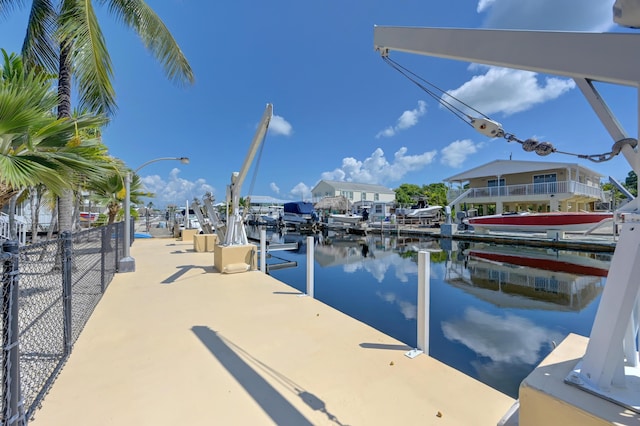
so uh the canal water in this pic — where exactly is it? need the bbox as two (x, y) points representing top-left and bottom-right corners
(257, 228), (612, 398)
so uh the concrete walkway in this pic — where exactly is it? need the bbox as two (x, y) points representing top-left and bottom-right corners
(29, 237), (515, 425)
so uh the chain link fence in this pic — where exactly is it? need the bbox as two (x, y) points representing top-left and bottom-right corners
(0, 221), (125, 424)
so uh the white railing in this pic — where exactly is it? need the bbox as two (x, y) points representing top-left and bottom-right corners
(447, 180), (605, 201)
(0, 213), (28, 245)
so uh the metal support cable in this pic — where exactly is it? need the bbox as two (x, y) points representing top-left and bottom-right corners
(382, 55), (638, 163)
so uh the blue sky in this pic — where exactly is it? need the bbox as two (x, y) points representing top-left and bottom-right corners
(1, 0), (637, 207)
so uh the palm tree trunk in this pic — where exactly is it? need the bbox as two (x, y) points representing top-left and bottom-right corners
(57, 43), (74, 235)
(47, 202), (58, 241)
(8, 194), (17, 240)
(30, 188), (38, 243)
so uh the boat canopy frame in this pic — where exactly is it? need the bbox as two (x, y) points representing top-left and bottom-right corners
(374, 25), (640, 412)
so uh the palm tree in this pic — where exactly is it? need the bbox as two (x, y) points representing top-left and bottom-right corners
(3, 1), (195, 233)
(0, 50), (111, 211)
(86, 163), (152, 224)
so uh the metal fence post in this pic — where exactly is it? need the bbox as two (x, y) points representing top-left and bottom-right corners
(115, 223), (120, 272)
(100, 226), (106, 293)
(2, 240), (26, 425)
(61, 231), (73, 356)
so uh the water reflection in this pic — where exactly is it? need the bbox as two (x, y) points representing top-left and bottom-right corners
(257, 227), (612, 398)
(447, 243), (607, 311)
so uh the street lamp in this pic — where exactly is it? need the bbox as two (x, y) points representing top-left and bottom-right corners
(119, 156), (190, 273)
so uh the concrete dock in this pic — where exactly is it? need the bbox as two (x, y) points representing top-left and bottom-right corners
(29, 237), (515, 425)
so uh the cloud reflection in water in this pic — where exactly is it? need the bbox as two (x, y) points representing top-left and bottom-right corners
(442, 307), (563, 365)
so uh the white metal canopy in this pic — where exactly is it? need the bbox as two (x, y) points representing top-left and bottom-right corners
(374, 24), (640, 412)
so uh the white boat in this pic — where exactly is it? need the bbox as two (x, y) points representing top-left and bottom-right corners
(404, 205), (442, 218)
(465, 211), (613, 233)
(396, 201), (443, 219)
(247, 205), (283, 226)
(281, 201), (318, 225)
(329, 213), (363, 224)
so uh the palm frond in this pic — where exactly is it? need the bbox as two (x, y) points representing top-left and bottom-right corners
(22, 0), (59, 72)
(107, 0), (194, 86)
(59, 0), (116, 116)
(0, 153), (68, 194)
(0, 0), (23, 19)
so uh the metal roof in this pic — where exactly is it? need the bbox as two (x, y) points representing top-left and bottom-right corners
(443, 159), (604, 182)
(313, 180), (395, 193)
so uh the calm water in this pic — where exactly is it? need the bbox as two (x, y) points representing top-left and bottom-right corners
(257, 227), (612, 398)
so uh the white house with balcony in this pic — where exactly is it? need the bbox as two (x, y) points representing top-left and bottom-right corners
(444, 159), (609, 216)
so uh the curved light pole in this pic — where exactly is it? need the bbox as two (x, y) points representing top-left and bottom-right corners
(120, 156), (190, 273)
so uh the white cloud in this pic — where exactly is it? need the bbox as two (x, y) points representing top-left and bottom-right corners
(290, 182), (311, 200)
(269, 115), (293, 136)
(478, 0), (614, 32)
(440, 139), (484, 168)
(270, 182), (280, 194)
(442, 307), (563, 364)
(139, 168), (215, 207)
(320, 147), (437, 185)
(376, 101), (427, 138)
(376, 291), (417, 320)
(477, 0), (497, 13)
(444, 66), (575, 117)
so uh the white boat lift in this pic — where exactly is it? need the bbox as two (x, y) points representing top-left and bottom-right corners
(374, 8), (640, 420)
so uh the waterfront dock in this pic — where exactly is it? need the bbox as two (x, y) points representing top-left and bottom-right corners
(29, 237), (515, 425)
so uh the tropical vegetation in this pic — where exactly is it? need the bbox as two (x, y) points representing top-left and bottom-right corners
(2, 0), (195, 234)
(0, 49), (111, 212)
(394, 183), (448, 207)
(85, 160), (152, 224)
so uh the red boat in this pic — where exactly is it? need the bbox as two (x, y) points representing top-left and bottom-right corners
(467, 245), (611, 277)
(79, 212), (100, 222)
(465, 211), (613, 233)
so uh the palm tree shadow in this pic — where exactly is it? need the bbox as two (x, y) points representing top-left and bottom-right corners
(191, 326), (348, 426)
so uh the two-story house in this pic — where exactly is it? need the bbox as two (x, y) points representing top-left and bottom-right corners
(311, 180), (396, 220)
(444, 159), (609, 216)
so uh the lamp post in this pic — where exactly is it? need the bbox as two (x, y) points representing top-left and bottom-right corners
(120, 156), (189, 273)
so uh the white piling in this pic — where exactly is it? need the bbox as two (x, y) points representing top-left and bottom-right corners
(306, 236), (314, 298)
(407, 250), (430, 358)
(260, 228), (267, 273)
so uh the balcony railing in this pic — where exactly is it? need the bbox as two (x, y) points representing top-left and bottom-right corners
(447, 180), (605, 201)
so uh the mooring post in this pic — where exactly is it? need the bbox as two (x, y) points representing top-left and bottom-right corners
(306, 236), (314, 298)
(260, 229), (267, 273)
(407, 250), (430, 359)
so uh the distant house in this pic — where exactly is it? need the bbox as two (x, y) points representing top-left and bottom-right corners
(311, 180), (396, 204)
(311, 180), (396, 220)
(444, 159), (609, 215)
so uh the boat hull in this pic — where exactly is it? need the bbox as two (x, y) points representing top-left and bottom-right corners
(397, 206), (443, 218)
(467, 245), (610, 277)
(329, 214), (363, 224)
(466, 212), (612, 232)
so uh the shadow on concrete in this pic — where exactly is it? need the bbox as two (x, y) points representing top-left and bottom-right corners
(192, 326), (348, 426)
(359, 343), (411, 351)
(161, 265), (210, 284)
(169, 249), (196, 254)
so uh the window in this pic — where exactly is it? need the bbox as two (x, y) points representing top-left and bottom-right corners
(533, 173), (557, 194)
(340, 191), (353, 200)
(362, 193), (367, 200)
(487, 178), (505, 196)
(374, 193), (379, 201)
